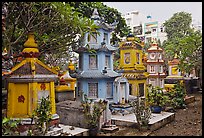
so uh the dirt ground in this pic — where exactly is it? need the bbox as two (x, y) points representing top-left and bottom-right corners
(98, 92), (202, 136)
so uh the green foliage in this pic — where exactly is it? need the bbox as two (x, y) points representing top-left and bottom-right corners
(147, 85), (169, 107)
(2, 117), (21, 136)
(81, 94), (107, 129)
(3, 2), (99, 68)
(130, 97), (151, 130)
(31, 96), (52, 135)
(167, 83), (186, 109)
(163, 12), (192, 40)
(163, 11), (202, 76)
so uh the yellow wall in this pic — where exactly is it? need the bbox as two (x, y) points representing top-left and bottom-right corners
(128, 79), (147, 97)
(120, 49), (136, 69)
(120, 49), (145, 71)
(7, 83), (29, 118)
(172, 67), (178, 75)
(7, 81), (56, 118)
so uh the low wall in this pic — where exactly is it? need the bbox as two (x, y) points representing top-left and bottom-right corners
(56, 100), (88, 128)
(55, 91), (75, 102)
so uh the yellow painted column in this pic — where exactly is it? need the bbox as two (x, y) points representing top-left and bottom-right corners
(7, 83), (14, 117)
(50, 81), (56, 114)
(28, 83), (31, 117)
(30, 82), (38, 116)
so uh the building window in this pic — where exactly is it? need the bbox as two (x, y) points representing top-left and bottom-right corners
(106, 82), (113, 98)
(150, 79), (155, 86)
(159, 65), (163, 73)
(89, 55), (97, 69)
(126, 18), (131, 26)
(88, 32), (97, 43)
(124, 53), (130, 64)
(152, 28), (156, 32)
(104, 33), (108, 44)
(77, 82), (81, 97)
(88, 83), (98, 98)
(146, 37), (152, 43)
(133, 25), (142, 35)
(158, 53), (162, 59)
(160, 27), (163, 32)
(139, 83), (144, 97)
(160, 79), (163, 87)
(150, 66), (155, 73)
(129, 84), (132, 95)
(136, 53), (140, 64)
(79, 55), (83, 70)
(105, 55), (111, 68)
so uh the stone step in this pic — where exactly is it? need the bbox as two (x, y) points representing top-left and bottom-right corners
(101, 125), (119, 133)
(184, 96), (195, 104)
(111, 112), (175, 131)
(58, 124), (89, 136)
(45, 127), (63, 136)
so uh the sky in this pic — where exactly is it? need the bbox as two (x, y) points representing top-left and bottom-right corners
(103, 2), (202, 25)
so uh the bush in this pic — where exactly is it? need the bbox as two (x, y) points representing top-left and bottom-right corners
(130, 97), (151, 130)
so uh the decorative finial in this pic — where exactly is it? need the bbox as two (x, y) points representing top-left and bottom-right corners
(68, 60), (75, 71)
(24, 32), (38, 48)
(127, 33), (135, 41)
(22, 31), (39, 58)
(2, 47), (7, 56)
(174, 53), (178, 59)
(91, 8), (100, 20)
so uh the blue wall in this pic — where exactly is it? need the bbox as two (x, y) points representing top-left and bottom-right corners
(79, 78), (115, 99)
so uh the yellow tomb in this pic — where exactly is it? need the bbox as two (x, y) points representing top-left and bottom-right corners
(119, 34), (149, 97)
(164, 53), (184, 92)
(7, 32), (58, 119)
(55, 61), (76, 101)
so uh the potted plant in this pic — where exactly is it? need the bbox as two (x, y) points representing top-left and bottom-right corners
(147, 85), (169, 113)
(81, 94), (107, 136)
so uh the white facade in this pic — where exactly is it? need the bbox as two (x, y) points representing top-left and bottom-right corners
(122, 11), (167, 44)
(146, 43), (166, 88)
(191, 22), (202, 33)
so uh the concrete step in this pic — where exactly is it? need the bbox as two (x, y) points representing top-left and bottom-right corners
(184, 95), (195, 104)
(45, 127), (63, 136)
(111, 112), (175, 131)
(58, 124), (89, 136)
(101, 125), (119, 133)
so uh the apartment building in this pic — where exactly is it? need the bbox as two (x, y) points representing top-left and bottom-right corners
(122, 11), (167, 44)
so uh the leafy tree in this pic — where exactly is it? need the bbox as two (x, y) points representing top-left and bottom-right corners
(3, 2), (98, 69)
(163, 12), (202, 76)
(163, 12), (192, 40)
(177, 30), (202, 76)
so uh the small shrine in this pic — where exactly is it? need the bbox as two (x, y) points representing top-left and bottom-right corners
(113, 77), (129, 104)
(55, 61), (77, 102)
(118, 34), (149, 98)
(6, 32), (59, 123)
(146, 40), (166, 88)
(164, 53), (184, 92)
(74, 9), (122, 102)
(167, 53), (182, 78)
